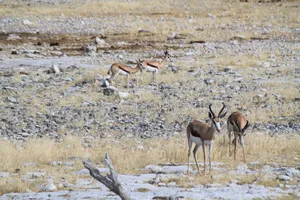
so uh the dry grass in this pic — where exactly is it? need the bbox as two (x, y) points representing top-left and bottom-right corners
(1, 133), (300, 194)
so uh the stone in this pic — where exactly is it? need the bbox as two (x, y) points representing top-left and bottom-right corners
(145, 165), (164, 174)
(23, 19), (33, 25)
(6, 97), (18, 103)
(25, 53), (43, 58)
(231, 35), (246, 41)
(95, 37), (105, 45)
(0, 172), (10, 178)
(116, 41), (128, 47)
(23, 172), (46, 179)
(224, 66), (233, 72)
(162, 165), (189, 174)
(23, 162), (37, 167)
(249, 162), (261, 168)
(207, 13), (216, 19)
(50, 51), (63, 56)
(167, 182), (177, 187)
(277, 175), (293, 182)
(7, 34), (21, 40)
(84, 44), (97, 56)
(103, 86), (118, 96)
(51, 65), (60, 74)
(39, 178), (57, 192)
(204, 79), (214, 85)
(285, 168), (300, 177)
(101, 78), (110, 87)
(158, 182), (166, 187)
(118, 92), (130, 99)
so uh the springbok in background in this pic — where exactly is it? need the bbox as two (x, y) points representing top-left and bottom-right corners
(142, 47), (172, 86)
(227, 111), (250, 162)
(107, 59), (144, 87)
(186, 103), (227, 176)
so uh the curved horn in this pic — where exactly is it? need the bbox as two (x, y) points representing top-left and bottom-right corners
(209, 104), (216, 118)
(218, 102), (226, 117)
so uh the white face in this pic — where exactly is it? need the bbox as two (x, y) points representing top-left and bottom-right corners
(213, 118), (221, 133)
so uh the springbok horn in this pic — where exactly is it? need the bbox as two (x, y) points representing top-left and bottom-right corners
(209, 104), (216, 118)
(218, 102), (226, 117)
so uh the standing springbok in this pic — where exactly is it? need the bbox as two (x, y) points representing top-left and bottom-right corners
(227, 112), (250, 162)
(186, 103), (227, 176)
(142, 47), (171, 86)
(107, 59), (144, 87)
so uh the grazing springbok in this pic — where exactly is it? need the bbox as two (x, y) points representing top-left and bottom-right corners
(142, 47), (172, 86)
(186, 103), (227, 176)
(107, 59), (144, 87)
(227, 111), (250, 162)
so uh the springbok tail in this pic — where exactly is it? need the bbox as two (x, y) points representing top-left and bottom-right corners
(186, 122), (192, 147)
(242, 120), (250, 134)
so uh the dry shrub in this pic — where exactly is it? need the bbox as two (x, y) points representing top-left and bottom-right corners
(0, 137), (85, 172)
(1, 133), (299, 174)
(0, 133), (299, 194)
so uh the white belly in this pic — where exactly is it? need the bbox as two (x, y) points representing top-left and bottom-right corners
(119, 70), (129, 75)
(146, 66), (158, 72)
(190, 134), (213, 145)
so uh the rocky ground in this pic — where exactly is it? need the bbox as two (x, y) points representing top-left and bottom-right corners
(1, 37), (300, 141)
(0, 0), (300, 199)
(1, 162), (300, 200)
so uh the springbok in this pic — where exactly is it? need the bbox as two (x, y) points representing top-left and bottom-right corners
(107, 59), (144, 87)
(186, 103), (227, 176)
(142, 47), (172, 86)
(227, 112), (250, 162)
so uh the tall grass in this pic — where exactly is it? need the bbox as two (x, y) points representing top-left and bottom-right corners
(0, 134), (299, 194)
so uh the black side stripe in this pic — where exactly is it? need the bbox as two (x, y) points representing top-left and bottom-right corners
(146, 63), (159, 69)
(119, 67), (131, 74)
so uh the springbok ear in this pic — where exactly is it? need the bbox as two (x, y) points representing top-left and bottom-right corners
(209, 112), (213, 119)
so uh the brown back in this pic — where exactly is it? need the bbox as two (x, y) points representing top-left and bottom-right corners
(228, 112), (248, 132)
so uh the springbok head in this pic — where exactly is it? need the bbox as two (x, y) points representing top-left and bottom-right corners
(208, 103), (227, 133)
(136, 59), (145, 71)
(164, 47), (172, 62)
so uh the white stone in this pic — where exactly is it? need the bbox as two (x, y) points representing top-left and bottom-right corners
(118, 92), (130, 99)
(95, 37), (105, 45)
(158, 182), (166, 187)
(23, 19), (33, 25)
(40, 178), (57, 192)
(145, 165), (164, 174)
(51, 65), (60, 74)
(167, 182), (177, 187)
(7, 34), (21, 40)
(278, 175), (293, 182)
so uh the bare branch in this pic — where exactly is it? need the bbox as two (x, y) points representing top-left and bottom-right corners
(83, 153), (131, 200)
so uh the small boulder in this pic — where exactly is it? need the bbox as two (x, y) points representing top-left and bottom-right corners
(95, 37), (105, 45)
(145, 165), (164, 174)
(50, 65), (60, 74)
(40, 178), (57, 192)
(167, 182), (177, 187)
(7, 34), (21, 41)
(103, 86), (118, 96)
(23, 19), (34, 25)
(278, 175), (293, 182)
(118, 92), (130, 99)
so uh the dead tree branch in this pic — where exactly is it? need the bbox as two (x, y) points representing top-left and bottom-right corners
(83, 153), (131, 200)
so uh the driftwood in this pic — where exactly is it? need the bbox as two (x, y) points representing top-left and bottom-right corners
(83, 153), (131, 200)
